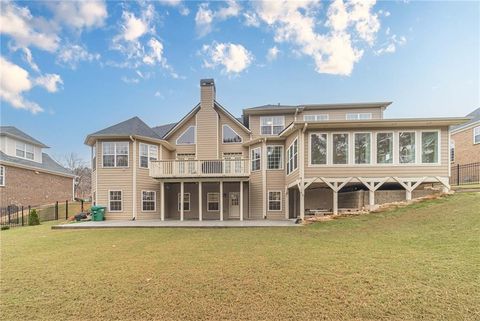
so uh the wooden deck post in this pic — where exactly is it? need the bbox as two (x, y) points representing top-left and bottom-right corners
(160, 181), (165, 221)
(239, 181), (243, 221)
(180, 182), (184, 221)
(199, 182), (203, 221)
(220, 181), (224, 221)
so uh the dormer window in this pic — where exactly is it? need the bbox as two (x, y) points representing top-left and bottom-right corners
(176, 126), (196, 145)
(16, 142), (34, 160)
(260, 116), (285, 135)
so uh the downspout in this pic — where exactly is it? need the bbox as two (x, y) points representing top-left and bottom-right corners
(130, 136), (137, 221)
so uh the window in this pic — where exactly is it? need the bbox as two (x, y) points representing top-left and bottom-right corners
(474, 126), (480, 144)
(286, 138), (298, 174)
(260, 116), (285, 135)
(0, 165), (5, 186)
(304, 114), (329, 121)
(268, 191), (282, 211)
(15, 142), (34, 160)
(142, 191), (156, 212)
(102, 142), (129, 167)
(176, 126), (196, 145)
(421, 131), (439, 164)
(450, 140), (455, 162)
(139, 143), (158, 168)
(177, 193), (191, 211)
(267, 146), (283, 170)
(310, 133), (327, 165)
(109, 191), (122, 212)
(354, 133), (371, 164)
(399, 132), (416, 164)
(222, 125), (242, 143)
(92, 145), (96, 171)
(376, 133), (393, 164)
(346, 113), (372, 120)
(251, 148), (261, 171)
(207, 193), (220, 211)
(332, 133), (349, 164)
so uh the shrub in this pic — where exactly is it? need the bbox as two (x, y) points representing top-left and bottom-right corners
(1, 226), (10, 231)
(28, 209), (40, 226)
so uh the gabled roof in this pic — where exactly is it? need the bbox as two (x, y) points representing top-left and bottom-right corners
(243, 102), (392, 115)
(152, 122), (177, 138)
(0, 126), (49, 148)
(0, 151), (75, 177)
(450, 107), (480, 132)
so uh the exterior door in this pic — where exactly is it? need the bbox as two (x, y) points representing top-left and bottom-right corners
(229, 192), (240, 218)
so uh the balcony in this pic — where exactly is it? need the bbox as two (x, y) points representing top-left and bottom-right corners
(150, 159), (250, 178)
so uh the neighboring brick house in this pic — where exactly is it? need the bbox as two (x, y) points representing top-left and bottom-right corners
(0, 126), (76, 208)
(450, 108), (480, 165)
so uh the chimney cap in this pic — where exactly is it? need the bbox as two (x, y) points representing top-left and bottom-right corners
(200, 78), (215, 86)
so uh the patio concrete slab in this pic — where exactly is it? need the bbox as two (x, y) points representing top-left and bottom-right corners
(52, 219), (300, 229)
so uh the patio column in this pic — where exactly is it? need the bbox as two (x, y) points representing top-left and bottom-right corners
(180, 181), (184, 221)
(220, 181), (224, 221)
(199, 182), (203, 221)
(239, 181), (243, 221)
(285, 188), (289, 219)
(333, 190), (338, 215)
(299, 187), (305, 220)
(160, 181), (165, 221)
(369, 190), (375, 208)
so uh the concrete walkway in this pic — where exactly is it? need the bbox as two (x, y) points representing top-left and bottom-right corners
(52, 219), (300, 229)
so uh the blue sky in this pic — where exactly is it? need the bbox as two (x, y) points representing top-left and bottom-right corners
(1, 0), (479, 162)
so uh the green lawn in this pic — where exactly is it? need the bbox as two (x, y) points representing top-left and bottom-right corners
(1, 193), (479, 321)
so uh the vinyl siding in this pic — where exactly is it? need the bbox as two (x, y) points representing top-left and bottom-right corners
(248, 142), (263, 219)
(285, 132), (300, 187)
(197, 85), (218, 159)
(135, 140), (161, 220)
(300, 107), (383, 120)
(166, 114), (197, 156)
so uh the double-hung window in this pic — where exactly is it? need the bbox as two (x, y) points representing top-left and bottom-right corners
(286, 139), (298, 174)
(15, 142), (34, 160)
(139, 143), (158, 168)
(474, 126), (480, 144)
(268, 191), (282, 211)
(142, 191), (156, 211)
(207, 193), (220, 211)
(0, 165), (5, 186)
(399, 132), (416, 164)
(376, 133), (393, 164)
(178, 193), (191, 211)
(346, 113), (372, 120)
(310, 133), (327, 165)
(251, 148), (261, 171)
(421, 131), (439, 164)
(102, 142), (129, 167)
(354, 133), (371, 164)
(109, 191), (122, 212)
(304, 114), (329, 121)
(260, 116), (285, 135)
(267, 146), (283, 170)
(332, 133), (349, 164)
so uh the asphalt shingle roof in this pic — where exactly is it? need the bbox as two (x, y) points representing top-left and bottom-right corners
(88, 116), (162, 140)
(451, 107), (480, 130)
(0, 126), (48, 148)
(0, 151), (74, 176)
(151, 123), (177, 138)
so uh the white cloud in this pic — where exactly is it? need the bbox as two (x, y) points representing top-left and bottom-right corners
(243, 12), (260, 27)
(195, 1), (241, 36)
(143, 38), (165, 65)
(253, 0), (381, 76)
(121, 76), (140, 84)
(154, 91), (164, 98)
(179, 6), (190, 16)
(22, 47), (40, 73)
(34, 74), (63, 93)
(48, 1), (107, 30)
(57, 44), (100, 69)
(267, 46), (279, 61)
(202, 42), (253, 74)
(374, 34), (407, 55)
(121, 11), (149, 41)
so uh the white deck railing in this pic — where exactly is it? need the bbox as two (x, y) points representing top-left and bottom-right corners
(150, 159), (250, 178)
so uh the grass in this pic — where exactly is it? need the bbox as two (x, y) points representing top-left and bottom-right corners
(1, 193), (479, 321)
(452, 183), (480, 190)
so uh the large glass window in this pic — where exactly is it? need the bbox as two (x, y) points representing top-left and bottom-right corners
(251, 148), (261, 171)
(176, 126), (196, 145)
(399, 132), (416, 164)
(267, 146), (283, 170)
(109, 191), (122, 212)
(142, 191), (156, 211)
(286, 139), (298, 174)
(207, 193), (220, 211)
(474, 126), (480, 144)
(354, 133), (371, 164)
(268, 191), (282, 211)
(310, 133), (327, 165)
(139, 143), (158, 168)
(304, 114), (329, 121)
(260, 116), (285, 135)
(102, 142), (129, 167)
(332, 133), (349, 164)
(421, 131), (439, 164)
(0, 165), (5, 186)
(222, 125), (242, 143)
(376, 133), (393, 164)
(177, 193), (191, 211)
(346, 113), (372, 120)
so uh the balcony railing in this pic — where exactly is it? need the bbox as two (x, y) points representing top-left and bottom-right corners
(150, 159), (250, 178)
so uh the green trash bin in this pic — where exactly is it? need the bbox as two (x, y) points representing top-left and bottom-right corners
(91, 206), (106, 221)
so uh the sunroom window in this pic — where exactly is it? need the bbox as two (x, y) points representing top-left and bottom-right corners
(332, 133), (349, 164)
(376, 133), (393, 164)
(354, 133), (371, 164)
(399, 132), (416, 164)
(421, 131), (439, 164)
(310, 133), (327, 165)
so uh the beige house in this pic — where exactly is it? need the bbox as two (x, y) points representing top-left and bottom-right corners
(85, 79), (467, 221)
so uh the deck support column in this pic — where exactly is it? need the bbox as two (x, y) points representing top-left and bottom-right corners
(220, 181), (224, 221)
(239, 181), (243, 221)
(160, 181), (165, 221)
(369, 190), (375, 207)
(180, 181), (184, 221)
(333, 190), (338, 215)
(285, 188), (289, 219)
(199, 182), (203, 221)
(299, 187), (305, 220)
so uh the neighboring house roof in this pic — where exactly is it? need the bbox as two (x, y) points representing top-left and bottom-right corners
(243, 102), (392, 114)
(152, 122), (177, 138)
(0, 126), (49, 148)
(450, 107), (480, 132)
(0, 151), (75, 177)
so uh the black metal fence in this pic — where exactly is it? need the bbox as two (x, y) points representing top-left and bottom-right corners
(0, 200), (88, 228)
(450, 162), (480, 185)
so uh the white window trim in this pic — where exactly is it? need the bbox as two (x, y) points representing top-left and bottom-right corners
(141, 190), (156, 212)
(177, 193), (191, 212)
(303, 114), (329, 121)
(474, 126), (480, 145)
(139, 143), (158, 169)
(308, 132), (329, 167)
(374, 132), (394, 166)
(207, 192), (220, 212)
(331, 132), (350, 166)
(266, 145), (284, 170)
(420, 130), (441, 165)
(108, 190), (123, 212)
(346, 113), (372, 120)
(0, 165), (5, 187)
(397, 131), (417, 166)
(286, 138), (298, 175)
(251, 147), (261, 172)
(267, 190), (282, 212)
(260, 116), (285, 136)
(176, 126), (196, 145)
(102, 142), (130, 168)
(222, 124), (243, 144)
(15, 141), (35, 161)
(353, 132), (373, 165)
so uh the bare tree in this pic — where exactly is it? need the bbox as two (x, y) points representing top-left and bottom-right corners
(61, 153), (92, 199)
